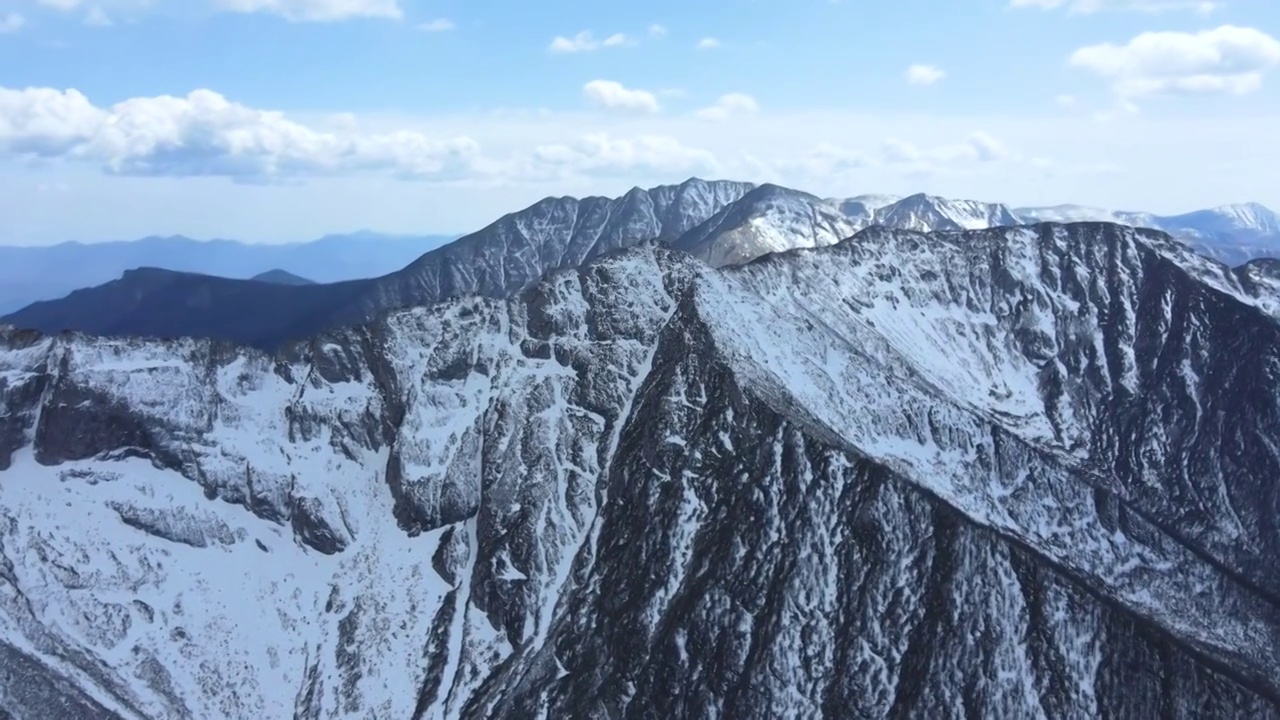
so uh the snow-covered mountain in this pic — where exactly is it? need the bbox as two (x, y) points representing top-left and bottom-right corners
(6, 178), (1280, 350)
(1013, 203), (1150, 226)
(825, 193), (901, 227)
(670, 184), (860, 266)
(1016, 202), (1280, 237)
(1162, 202), (1280, 237)
(2, 223), (1280, 717)
(1015, 202), (1280, 265)
(870, 192), (1023, 232)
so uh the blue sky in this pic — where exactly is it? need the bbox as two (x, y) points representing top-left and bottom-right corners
(0, 0), (1278, 244)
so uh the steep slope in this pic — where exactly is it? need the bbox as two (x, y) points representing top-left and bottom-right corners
(340, 178), (754, 326)
(872, 193), (1022, 232)
(1236, 258), (1280, 315)
(1, 223), (1279, 718)
(669, 184), (860, 266)
(2, 178), (753, 350)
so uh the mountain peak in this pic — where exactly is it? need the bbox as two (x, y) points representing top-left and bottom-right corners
(671, 184), (855, 267)
(871, 192), (1020, 232)
(1209, 202), (1279, 229)
(251, 269), (315, 285)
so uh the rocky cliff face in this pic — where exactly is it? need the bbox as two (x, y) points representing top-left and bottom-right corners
(1, 223), (1278, 719)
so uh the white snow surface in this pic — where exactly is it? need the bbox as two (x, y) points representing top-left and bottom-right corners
(0, 224), (1278, 716)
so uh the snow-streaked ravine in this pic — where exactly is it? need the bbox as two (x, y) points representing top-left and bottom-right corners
(2, 224), (1280, 718)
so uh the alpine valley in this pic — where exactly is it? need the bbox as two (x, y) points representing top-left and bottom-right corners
(2, 180), (1280, 718)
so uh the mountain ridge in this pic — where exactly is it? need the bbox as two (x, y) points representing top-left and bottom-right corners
(2, 178), (756, 349)
(4, 178), (1279, 351)
(1, 223), (1279, 716)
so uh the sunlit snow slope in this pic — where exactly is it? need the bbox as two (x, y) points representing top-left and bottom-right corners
(1, 222), (1279, 719)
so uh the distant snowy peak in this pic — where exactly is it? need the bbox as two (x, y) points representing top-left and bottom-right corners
(1016, 204), (1126, 224)
(1215, 202), (1280, 232)
(871, 193), (1021, 232)
(1016, 202), (1280, 238)
(1161, 202), (1280, 238)
(672, 184), (859, 267)
(827, 194), (902, 226)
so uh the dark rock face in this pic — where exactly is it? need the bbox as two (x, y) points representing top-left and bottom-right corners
(1, 224), (1279, 718)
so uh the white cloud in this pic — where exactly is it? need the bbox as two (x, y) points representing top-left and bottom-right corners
(879, 132), (1011, 166)
(695, 93), (759, 121)
(1070, 25), (1280, 97)
(0, 86), (482, 181)
(582, 80), (660, 115)
(962, 132), (1009, 161)
(696, 37), (720, 50)
(1091, 97), (1142, 121)
(214, 0), (402, 22)
(6, 105), (1277, 243)
(549, 30), (632, 53)
(417, 18), (453, 31)
(648, 24), (666, 37)
(84, 6), (113, 25)
(1055, 93), (1077, 107)
(881, 138), (922, 163)
(0, 12), (24, 32)
(905, 64), (945, 85)
(783, 143), (871, 177)
(529, 133), (719, 180)
(1009, 0), (1217, 12)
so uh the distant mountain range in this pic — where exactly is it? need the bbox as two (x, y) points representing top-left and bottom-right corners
(827, 193), (1280, 264)
(1014, 201), (1280, 266)
(0, 231), (455, 314)
(3, 179), (1277, 350)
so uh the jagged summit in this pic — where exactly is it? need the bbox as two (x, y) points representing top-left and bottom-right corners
(871, 192), (1022, 232)
(670, 184), (857, 266)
